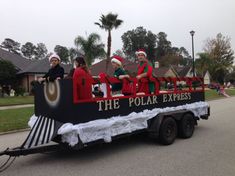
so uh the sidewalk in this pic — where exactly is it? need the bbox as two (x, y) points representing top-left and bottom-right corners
(0, 104), (34, 110)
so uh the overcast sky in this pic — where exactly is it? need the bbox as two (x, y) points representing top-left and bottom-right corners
(0, 0), (235, 58)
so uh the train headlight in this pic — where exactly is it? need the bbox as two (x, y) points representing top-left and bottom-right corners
(43, 80), (61, 107)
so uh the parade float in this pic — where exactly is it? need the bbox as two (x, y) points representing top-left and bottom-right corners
(0, 75), (210, 171)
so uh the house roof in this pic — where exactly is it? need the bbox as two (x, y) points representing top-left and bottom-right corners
(90, 58), (138, 76)
(197, 70), (210, 78)
(0, 48), (33, 72)
(153, 67), (176, 77)
(0, 48), (71, 74)
(171, 65), (191, 77)
(19, 58), (71, 74)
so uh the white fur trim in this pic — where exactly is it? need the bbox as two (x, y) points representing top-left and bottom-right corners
(111, 58), (122, 65)
(49, 54), (61, 62)
(28, 114), (38, 128)
(135, 51), (147, 57)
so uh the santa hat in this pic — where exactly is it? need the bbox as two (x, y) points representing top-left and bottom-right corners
(135, 49), (147, 57)
(49, 53), (61, 62)
(111, 55), (123, 66)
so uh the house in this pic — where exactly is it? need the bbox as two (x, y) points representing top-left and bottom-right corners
(90, 58), (138, 76)
(172, 66), (193, 77)
(90, 58), (188, 78)
(90, 58), (180, 77)
(203, 71), (211, 85)
(90, 59), (211, 85)
(197, 70), (211, 85)
(172, 65), (211, 85)
(0, 48), (71, 93)
(154, 66), (178, 77)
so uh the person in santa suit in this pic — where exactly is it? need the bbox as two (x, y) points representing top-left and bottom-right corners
(111, 55), (130, 95)
(135, 49), (155, 94)
(73, 56), (93, 102)
(38, 53), (64, 83)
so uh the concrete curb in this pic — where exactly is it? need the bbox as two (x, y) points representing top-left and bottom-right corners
(0, 104), (34, 110)
(0, 128), (30, 136)
(0, 103), (34, 107)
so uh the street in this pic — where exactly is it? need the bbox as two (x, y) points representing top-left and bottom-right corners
(0, 97), (235, 176)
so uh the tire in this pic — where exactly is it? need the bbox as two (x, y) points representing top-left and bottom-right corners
(159, 117), (177, 145)
(178, 113), (195, 139)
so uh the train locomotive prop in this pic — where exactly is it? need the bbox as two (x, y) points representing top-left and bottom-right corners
(0, 76), (210, 171)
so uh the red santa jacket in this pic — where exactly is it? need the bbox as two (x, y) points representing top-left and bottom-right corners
(73, 67), (92, 103)
(137, 61), (153, 94)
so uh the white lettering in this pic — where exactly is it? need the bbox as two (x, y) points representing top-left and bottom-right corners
(129, 98), (134, 107)
(105, 100), (113, 111)
(163, 94), (167, 102)
(141, 97), (146, 105)
(173, 94), (177, 101)
(180, 93), (185, 100)
(135, 97), (141, 106)
(188, 93), (191, 100)
(168, 94), (173, 101)
(146, 96), (153, 105)
(152, 95), (158, 104)
(97, 100), (104, 111)
(113, 99), (120, 109)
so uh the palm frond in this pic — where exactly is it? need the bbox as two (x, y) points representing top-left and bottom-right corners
(94, 22), (103, 29)
(74, 36), (85, 47)
(95, 13), (123, 31)
(114, 19), (123, 28)
(73, 33), (105, 66)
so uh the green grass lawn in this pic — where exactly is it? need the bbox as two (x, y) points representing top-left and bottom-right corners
(0, 96), (34, 106)
(225, 88), (235, 96)
(205, 88), (235, 101)
(0, 107), (34, 133)
(205, 89), (223, 100)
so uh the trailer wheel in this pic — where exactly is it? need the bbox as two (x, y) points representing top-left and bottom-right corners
(159, 117), (177, 145)
(179, 113), (195, 138)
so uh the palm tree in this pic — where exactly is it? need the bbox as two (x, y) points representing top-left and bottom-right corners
(95, 13), (123, 65)
(74, 33), (105, 66)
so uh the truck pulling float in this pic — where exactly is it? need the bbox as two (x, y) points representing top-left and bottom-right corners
(0, 75), (210, 171)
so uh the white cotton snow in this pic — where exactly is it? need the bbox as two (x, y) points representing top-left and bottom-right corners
(28, 114), (38, 128)
(56, 101), (209, 146)
(60, 130), (79, 147)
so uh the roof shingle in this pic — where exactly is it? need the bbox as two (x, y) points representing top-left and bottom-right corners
(0, 48), (71, 74)
(0, 48), (33, 71)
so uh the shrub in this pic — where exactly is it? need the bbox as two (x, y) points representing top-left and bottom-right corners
(15, 87), (26, 96)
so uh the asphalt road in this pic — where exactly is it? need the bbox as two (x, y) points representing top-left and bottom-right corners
(1, 97), (235, 176)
